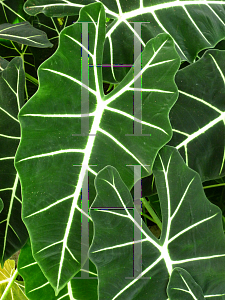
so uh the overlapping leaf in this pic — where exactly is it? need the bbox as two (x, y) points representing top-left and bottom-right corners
(0, 57), (28, 266)
(0, 259), (27, 300)
(0, 1), (55, 100)
(169, 50), (225, 181)
(15, 2), (180, 295)
(167, 268), (204, 300)
(30, 14), (79, 70)
(89, 146), (225, 299)
(24, 0), (225, 82)
(0, 22), (52, 48)
(17, 239), (98, 300)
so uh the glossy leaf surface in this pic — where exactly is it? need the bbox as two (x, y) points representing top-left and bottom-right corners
(18, 239), (98, 300)
(89, 147), (225, 299)
(15, 3), (180, 294)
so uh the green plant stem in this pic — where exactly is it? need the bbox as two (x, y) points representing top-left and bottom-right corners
(142, 206), (147, 224)
(51, 17), (60, 35)
(63, 16), (69, 29)
(0, 1), (26, 22)
(141, 197), (162, 230)
(10, 40), (21, 56)
(1, 268), (19, 300)
(203, 183), (225, 189)
(20, 52), (29, 101)
(141, 212), (154, 223)
(25, 72), (38, 85)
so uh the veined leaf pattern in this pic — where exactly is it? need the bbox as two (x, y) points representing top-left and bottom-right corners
(17, 239), (98, 300)
(15, 3), (180, 294)
(0, 57), (28, 266)
(24, 0), (225, 82)
(169, 50), (225, 181)
(167, 267), (205, 299)
(89, 146), (225, 299)
(0, 22), (52, 48)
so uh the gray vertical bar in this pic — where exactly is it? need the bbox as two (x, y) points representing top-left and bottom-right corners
(133, 165), (142, 278)
(81, 22), (90, 278)
(81, 22), (89, 136)
(81, 168), (89, 278)
(133, 23), (142, 136)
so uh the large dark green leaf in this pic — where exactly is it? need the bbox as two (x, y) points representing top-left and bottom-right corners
(169, 50), (225, 181)
(0, 57), (28, 266)
(89, 146), (225, 299)
(24, 0), (225, 82)
(15, 2), (180, 295)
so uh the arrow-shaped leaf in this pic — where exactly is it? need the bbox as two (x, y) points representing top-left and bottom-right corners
(15, 2), (180, 294)
(89, 146), (225, 299)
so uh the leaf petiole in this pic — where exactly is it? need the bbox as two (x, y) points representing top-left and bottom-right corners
(141, 212), (154, 223)
(203, 183), (225, 189)
(141, 197), (162, 230)
(25, 72), (38, 85)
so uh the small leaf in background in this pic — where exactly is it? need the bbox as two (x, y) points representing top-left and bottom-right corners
(169, 50), (225, 181)
(89, 146), (225, 299)
(0, 1), (60, 99)
(24, 0), (82, 17)
(0, 57), (28, 266)
(167, 267), (204, 300)
(30, 13), (79, 70)
(0, 57), (9, 70)
(0, 259), (27, 300)
(0, 22), (52, 48)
